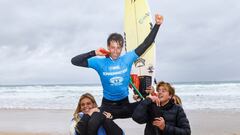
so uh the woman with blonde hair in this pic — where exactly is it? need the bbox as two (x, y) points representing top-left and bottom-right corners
(70, 93), (123, 135)
(173, 94), (182, 105)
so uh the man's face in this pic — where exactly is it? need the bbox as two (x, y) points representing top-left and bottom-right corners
(107, 41), (122, 60)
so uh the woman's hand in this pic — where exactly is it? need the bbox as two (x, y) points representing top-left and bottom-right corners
(152, 117), (165, 130)
(147, 94), (160, 106)
(87, 107), (100, 116)
(103, 111), (113, 119)
(133, 94), (141, 101)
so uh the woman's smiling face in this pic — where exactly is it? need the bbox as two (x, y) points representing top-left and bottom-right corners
(157, 86), (172, 106)
(80, 97), (94, 114)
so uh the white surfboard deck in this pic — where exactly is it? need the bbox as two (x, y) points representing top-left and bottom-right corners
(124, 0), (156, 84)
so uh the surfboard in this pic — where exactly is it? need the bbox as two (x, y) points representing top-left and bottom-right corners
(124, 0), (156, 97)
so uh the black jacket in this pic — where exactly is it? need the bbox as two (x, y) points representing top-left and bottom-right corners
(132, 98), (191, 135)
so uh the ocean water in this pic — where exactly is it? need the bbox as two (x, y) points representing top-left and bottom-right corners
(0, 82), (240, 110)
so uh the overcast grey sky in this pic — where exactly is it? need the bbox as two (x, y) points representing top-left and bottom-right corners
(0, 0), (240, 85)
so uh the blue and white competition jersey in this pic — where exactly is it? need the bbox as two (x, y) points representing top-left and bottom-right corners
(88, 51), (138, 101)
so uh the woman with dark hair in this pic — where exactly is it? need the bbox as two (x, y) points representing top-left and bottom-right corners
(132, 81), (191, 135)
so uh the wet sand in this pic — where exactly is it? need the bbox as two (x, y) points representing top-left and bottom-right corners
(0, 109), (240, 135)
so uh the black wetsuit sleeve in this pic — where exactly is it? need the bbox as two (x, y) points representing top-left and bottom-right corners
(132, 98), (152, 124)
(71, 50), (96, 67)
(135, 24), (160, 56)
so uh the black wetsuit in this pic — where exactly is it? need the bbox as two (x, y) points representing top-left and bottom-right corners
(76, 112), (123, 135)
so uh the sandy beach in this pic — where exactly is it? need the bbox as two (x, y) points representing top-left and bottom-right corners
(0, 109), (240, 135)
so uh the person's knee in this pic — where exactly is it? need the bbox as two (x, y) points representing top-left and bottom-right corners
(88, 112), (105, 130)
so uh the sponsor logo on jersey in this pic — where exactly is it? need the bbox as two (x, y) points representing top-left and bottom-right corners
(110, 76), (124, 86)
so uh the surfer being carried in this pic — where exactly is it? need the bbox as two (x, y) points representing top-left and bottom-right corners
(71, 14), (163, 119)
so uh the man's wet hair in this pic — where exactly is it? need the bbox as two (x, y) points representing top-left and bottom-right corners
(107, 33), (124, 48)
